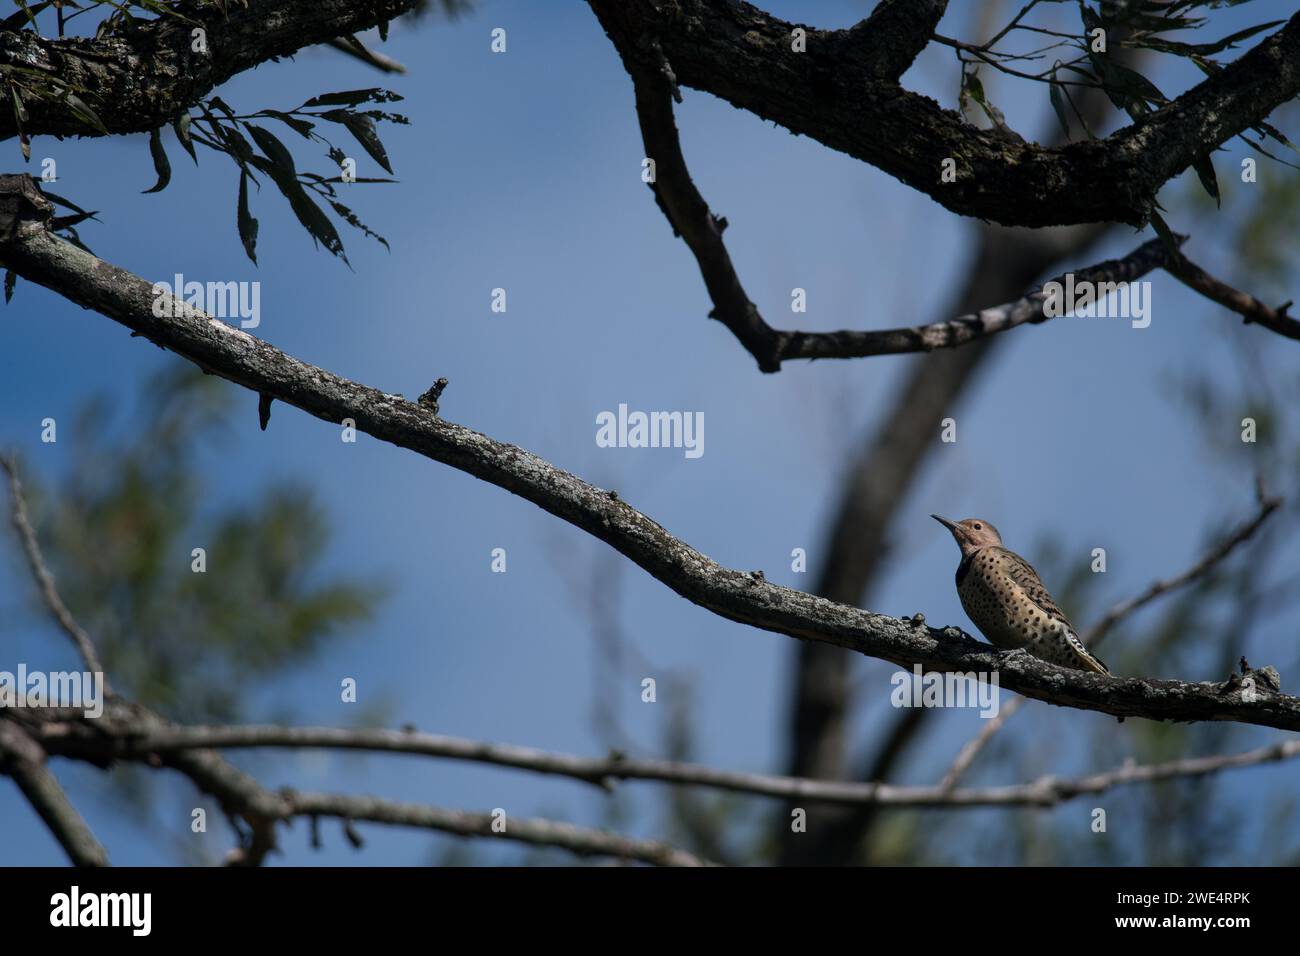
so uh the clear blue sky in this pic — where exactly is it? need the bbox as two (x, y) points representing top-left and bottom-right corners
(2, 0), (1298, 865)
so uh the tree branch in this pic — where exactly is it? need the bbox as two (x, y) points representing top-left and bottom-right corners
(588, 0), (1300, 227)
(629, 54), (1299, 371)
(2, 454), (110, 684)
(1163, 252), (1300, 343)
(844, 0), (950, 82)
(2, 174), (1298, 730)
(939, 482), (1281, 791)
(280, 792), (711, 866)
(0, 0), (420, 140)
(18, 702), (709, 866)
(629, 58), (1177, 371)
(30, 715), (1300, 811)
(0, 719), (108, 866)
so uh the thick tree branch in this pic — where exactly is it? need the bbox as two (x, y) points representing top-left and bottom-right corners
(845, 0), (950, 82)
(0, 0), (419, 140)
(2, 176), (1298, 731)
(588, 0), (1300, 227)
(630, 59), (1296, 371)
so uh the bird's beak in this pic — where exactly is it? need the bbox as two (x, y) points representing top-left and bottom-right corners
(931, 514), (959, 533)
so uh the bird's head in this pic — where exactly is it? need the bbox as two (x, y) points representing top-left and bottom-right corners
(931, 515), (1003, 557)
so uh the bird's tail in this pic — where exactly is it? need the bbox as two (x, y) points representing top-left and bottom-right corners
(1066, 630), (1109, 675)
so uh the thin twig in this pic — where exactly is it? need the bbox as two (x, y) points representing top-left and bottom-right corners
(281, 792), (712, 866)
(33, 715), (1300, 811)
(1164, 252), (1300, 342)
(1, 455), (109, 686)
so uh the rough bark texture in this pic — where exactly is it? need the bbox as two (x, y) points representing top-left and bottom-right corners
(588, 0), (1300, 227)
(2, 174), (1297, 733)
(625, 52), (1172, 372)
(0, 0), (418, 140)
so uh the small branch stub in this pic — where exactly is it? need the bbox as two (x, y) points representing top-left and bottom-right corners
(418, 377), (449, 416)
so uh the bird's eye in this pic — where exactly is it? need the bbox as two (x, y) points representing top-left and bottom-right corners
(973, 523), (982, 530)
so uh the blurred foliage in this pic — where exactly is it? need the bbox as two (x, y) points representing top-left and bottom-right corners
(15, 364), (383, 724)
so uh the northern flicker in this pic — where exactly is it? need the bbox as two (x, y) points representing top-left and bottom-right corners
(931, 515), (1109, 675)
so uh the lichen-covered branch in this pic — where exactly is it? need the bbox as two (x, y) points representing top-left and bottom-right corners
(0, 0), (420, 140)
(588, 0), (1300, 227)
(1, 174), (1297, 730)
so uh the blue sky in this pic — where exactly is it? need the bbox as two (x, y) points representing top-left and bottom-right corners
(2, 0), (1298, 865)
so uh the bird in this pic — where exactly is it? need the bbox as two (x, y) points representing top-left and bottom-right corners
(931, 515), (1109, 675)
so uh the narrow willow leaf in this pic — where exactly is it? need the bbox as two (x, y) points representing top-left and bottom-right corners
(142, 126), (171, 193)
(237, 170), (259, 264)
(174, 113), (197, 164)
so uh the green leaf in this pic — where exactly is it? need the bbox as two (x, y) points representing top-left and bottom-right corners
(247, 155), (347, 263)
(208, 117), (258, 171)
(246, 123), (297, 174)
(959, 68), (985, 117)
(142, 127), (171, 193)
(1237, 133), (1300, 172)
(339, 113), (393, 174)
(237, 170), (259, 265)
(328, 199), (390, 251)
(1192, 154), (1220, 207)
(63, 92), (108, 135)
(4, 1), (52, 32)
(51, 209), (98, 230)
(1048, 64), (1070, 139)
(174, 113), (197, 164)
(297, 89), (401, 109)
(41, 190), (98, 220)
(258, 110), (316, 140)
(4, 269), (15, 304)
(10, 84), (29, 161)
(1148, 210), (1181, 259)
(1132, 20), (1284, 58)
(1253, 120), (1300, 158)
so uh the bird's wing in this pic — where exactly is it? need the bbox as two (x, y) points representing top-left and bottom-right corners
(997, 548), (1109, 675)
(996, 548), (1072, 625)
